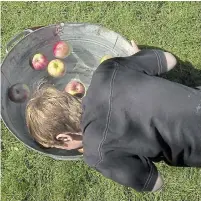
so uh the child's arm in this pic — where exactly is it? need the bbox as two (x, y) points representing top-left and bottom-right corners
(94, 153), (163, 192)
(127, 40), (177, 74)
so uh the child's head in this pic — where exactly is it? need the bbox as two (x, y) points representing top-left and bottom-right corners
(25, 86), (83, 150)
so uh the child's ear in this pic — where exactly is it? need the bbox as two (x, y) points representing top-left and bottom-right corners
(56, 133), (73, 142)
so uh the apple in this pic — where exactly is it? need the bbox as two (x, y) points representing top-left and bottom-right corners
(8, 83), (30, 103)
(31, 53), (48, 70)
(65, 80), (86, 98)
(47, 59), (66, 77)
(78, 148), (84, 153)
(53, 41), (71, 59)
(100, 55), (113, 63)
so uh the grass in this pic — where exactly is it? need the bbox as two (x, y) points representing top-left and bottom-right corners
(1, 2), (201, 201)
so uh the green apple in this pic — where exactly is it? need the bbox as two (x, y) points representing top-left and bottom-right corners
(47, 59), (66, 78)
(100, 55), (113, 64)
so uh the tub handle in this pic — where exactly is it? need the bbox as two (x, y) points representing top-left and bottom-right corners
(6, 26), (44, 54)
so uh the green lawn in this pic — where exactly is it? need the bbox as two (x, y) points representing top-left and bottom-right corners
(1, 2), (201, 201)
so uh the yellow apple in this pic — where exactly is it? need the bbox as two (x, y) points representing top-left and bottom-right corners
(47, 59), (66, 78)
(100, 55), (113, 64)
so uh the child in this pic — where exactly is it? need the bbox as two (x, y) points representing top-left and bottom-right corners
(26, 41), (201, 192)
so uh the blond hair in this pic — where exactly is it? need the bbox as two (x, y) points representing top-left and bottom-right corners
(25, 86), (82, 148)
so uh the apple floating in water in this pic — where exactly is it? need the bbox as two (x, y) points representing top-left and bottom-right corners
(53, 41), (71, 59)
(65, 80), (86, 98)
(47, 59), (66, 78)
(8, 83), (30, 103)
(31, 53), (48, 70)
(100, 55), (113, 64)
(78, 148), (84, 153)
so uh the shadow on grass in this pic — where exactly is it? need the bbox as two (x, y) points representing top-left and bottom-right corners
(139, 45), (201, 89)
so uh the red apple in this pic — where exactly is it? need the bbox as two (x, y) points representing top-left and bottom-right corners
(65, 80), (86, 98)
(31, 53), (48, 70)
(100, 55), (113, 64)
(47, 59), (66, 78)
(53, 41), (71, 59)
(8, 83), (30, 103)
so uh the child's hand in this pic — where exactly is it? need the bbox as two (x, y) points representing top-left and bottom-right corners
(151, 172), (164, 192)
(130, 40), (140, 55)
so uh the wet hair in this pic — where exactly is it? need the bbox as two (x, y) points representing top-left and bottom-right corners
(25, 86), (82, 148)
